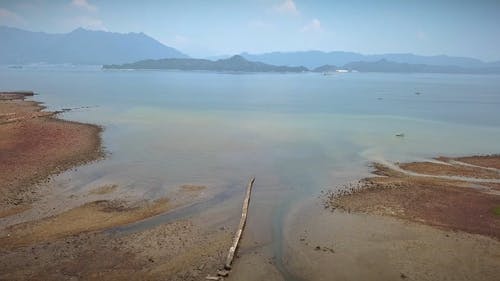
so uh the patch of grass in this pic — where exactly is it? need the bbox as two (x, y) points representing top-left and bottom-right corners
(493, 206), (500, 217)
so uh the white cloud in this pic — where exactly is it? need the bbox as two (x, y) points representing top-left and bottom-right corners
(71, 0), (97, 12)
(0, 8), (25, 26)
(301, 18), (322, 33)
(274, 0), (299, 15)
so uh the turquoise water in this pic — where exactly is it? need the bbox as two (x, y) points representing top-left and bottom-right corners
(2, 66), (500, 277)
(2, 66), (500, 195)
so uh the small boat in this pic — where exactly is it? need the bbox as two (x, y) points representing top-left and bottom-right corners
(395, 133), (405, 137)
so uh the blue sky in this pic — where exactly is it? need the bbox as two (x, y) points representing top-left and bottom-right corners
(1, 0), (499, 61)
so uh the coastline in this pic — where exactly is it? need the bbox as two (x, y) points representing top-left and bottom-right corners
(0, 92), (233, 280)
(1, 91), (499, 280)
(0, 92), (103, 217)
(281, 155), (500, 281)
(323, 156), (500, 239)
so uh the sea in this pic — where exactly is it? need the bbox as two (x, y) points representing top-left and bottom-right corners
(2, 65), (500, 273)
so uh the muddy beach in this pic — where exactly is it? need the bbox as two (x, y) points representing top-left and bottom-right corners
(282, 155), (500, 281)
(1, 91), (500, 281)
(0, 92), (234, 280)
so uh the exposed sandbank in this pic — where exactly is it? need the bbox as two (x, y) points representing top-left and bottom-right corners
(281, 155), (500, 281)
(324, 156), (500, 239)
(0, 92), (233, 280)
(0, 91), (102, 217)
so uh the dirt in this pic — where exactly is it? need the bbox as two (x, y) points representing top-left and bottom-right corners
(323, 156), (500, 239)
(441, 155), (500, 169)
(0, 216), (232, 281)
(400, 159), (500, 179)
(285, 201), (500, 281)
(88, 184), (118, 195)
(0, 198), (172, 248)
(0, 92), (103, 215)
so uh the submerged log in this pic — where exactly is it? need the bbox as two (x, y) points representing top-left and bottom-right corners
(224, 177), (255, 270)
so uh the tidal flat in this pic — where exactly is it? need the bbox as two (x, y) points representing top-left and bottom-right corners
(1, 69), (500, 280)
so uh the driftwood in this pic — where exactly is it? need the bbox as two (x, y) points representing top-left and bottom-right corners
(224, 177), (255, 270)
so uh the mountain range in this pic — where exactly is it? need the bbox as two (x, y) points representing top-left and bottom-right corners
(240, 51), (498, 69)
(2, 26), (500, 74)
(0, 26), (187, 65)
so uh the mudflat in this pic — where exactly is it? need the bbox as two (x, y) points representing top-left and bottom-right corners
(283, 155), (500, 281)
(0, 92), (232, 281)
(0, 92), (102, 216)
(324, 156), (500, 239)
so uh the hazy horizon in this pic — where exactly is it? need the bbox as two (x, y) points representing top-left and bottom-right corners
(1, 0), (500, 61)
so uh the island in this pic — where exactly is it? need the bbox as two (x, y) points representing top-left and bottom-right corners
(103, 55), (309, 73)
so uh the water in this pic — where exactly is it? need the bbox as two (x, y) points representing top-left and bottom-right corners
(2, 66), (500, 277)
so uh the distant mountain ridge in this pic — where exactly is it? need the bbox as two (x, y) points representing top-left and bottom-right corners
(0, 26), (187, 65)
(104, 55), (500, 74)
(103, 55), (308, 72)
(240, 51), (490, 69)
(342, 59), (500, 74)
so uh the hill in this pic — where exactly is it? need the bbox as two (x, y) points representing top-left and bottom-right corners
(240, 51), (487, 69)
(0, 26), (187, 65)
(103, 55), (308, 73)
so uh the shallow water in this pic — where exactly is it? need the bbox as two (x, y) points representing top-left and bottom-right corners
(2, 66), (500, 277)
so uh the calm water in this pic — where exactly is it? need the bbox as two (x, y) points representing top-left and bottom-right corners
(2, 66), (500, 271)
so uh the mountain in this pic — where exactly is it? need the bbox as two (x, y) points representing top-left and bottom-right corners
(344, 59), (500, 74)
(0, 26), (187, 65)
(103, 55), (308, 72)
(240, 51), (488, 69)
(241, 51), (363, 69)
(312, 65), (338, 72)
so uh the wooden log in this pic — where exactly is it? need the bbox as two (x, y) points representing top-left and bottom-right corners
(224, 177), (255, 270)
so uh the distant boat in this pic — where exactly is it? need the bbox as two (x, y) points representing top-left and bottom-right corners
(336, 69), (349, 73)
(395, 133), (405, 137)
(415, 92), (421, 95)
(8, 65), (23, 69)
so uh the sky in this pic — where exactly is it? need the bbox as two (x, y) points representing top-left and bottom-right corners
(1, 0), (500, 61)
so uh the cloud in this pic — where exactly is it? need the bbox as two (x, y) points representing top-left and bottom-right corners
(71, 0), (97, 12)
(274, 0), (299, 15)
(300, 18), (322, 33)
(0, 8), (25, 26)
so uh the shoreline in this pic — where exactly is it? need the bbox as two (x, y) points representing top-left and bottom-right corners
(0, 92), (233, 280)
(323, 155), (500, 239)
(0, 92), (103, 217)
(2, 92), (499, 280)
(280, 155), (500, 281)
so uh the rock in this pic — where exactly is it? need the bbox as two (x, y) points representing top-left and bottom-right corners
(217, 269), (229, 277)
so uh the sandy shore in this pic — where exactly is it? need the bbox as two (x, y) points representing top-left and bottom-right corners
(0, 92), (233, 280)
(324, 156), (500, 239)
(281, 155), (500, 281)
(0, 92), (102, 217)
